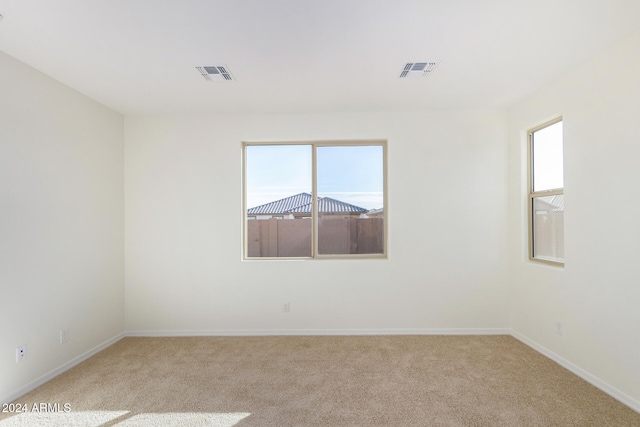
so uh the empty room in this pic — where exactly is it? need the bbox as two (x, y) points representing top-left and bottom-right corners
(1, 1), (640, 425)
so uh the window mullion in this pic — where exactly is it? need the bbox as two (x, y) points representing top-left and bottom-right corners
(531, 188), (564, 198)
(312, 143), (318, 258)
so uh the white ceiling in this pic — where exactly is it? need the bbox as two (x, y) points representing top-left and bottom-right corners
(1, 0), (639, 115)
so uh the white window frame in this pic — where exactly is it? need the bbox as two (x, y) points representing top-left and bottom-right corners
(242, 140), (388, 260)
(527, 117), (564, 266)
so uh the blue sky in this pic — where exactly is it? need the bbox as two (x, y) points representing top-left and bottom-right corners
(533, 121), (563, 191)
(246, 144), (384, 210)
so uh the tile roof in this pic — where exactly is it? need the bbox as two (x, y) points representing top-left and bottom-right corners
(535, 194), (564, 212)
(247, 193), (312, 215)
(247, 193), (367, 215)
(287, 197), (368, 214)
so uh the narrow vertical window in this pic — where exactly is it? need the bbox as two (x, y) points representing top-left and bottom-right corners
(243, 141), (387, 259)
(528, 119), (564, 264)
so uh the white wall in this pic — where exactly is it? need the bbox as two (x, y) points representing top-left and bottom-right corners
(508, 29), (640, 407)
(0, 51), (124, 403)
(124, 111), (509, 334)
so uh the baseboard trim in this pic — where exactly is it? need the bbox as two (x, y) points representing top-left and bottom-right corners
(1, 332), (125, 405)
(511, 331), (640, 414)
(125, 328), (511, 337)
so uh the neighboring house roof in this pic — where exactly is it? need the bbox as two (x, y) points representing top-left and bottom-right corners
(247, 193), (368, 215)
(247, 193), (312, 215)
(288, 197), (368, 214)
(535, 194), (564, 212)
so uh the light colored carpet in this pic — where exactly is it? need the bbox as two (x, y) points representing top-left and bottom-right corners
(1, 335), (639, 426)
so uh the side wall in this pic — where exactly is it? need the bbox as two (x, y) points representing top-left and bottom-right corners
(124, 111), (509, 334)
(0, 52), (125, 403)
(508, 29), (640, 408)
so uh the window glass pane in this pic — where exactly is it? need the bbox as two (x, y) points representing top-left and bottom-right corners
(245, 145), (312, 257)
(317, 145), (384, 255)
(532, 121), (563, 191)
(532, 195), (564, 262)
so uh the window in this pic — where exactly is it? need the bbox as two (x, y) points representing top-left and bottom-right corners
(243, 140), (387, 259)
(528, 118), (564, 265)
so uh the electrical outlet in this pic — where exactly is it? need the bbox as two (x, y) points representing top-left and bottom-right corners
(60, 329), (69, 344)
(16, 345), (26, 363)
(283, 302), (290, 313)
(554, 321), (564, 335)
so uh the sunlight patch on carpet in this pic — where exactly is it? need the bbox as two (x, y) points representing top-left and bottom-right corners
(0, 410), (129, 427)
(0, 411), (251, 427)
(113, 412), (251, 426)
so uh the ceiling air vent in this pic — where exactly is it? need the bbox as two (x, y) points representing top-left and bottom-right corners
(196, 66), (234, 81)
(399, 62), (437, 79)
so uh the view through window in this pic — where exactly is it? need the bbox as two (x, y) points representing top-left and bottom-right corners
(243, 141), (386, 259)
